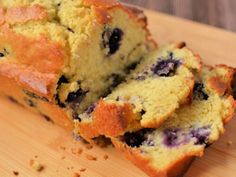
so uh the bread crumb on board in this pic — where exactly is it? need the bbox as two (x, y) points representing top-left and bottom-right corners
(77, 148), (83, 155)
(73, 172), (80, 177)
(85, 154), (97, 161)
(103, 154), (109, 160)
(29, 159), (44, 172)
(60, 146), (67, 151)
(80, 168), (86, 172)
(13, 171), (19, 176)
(227, 140), (233, 146)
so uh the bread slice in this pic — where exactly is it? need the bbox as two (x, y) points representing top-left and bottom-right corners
(0, 0), (154, 130)
(75, 42), (202, 140)
(111, 65), (235, 177)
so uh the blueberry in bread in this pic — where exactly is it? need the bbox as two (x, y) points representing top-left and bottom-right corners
(0, 0), (155, 129)
(75, 42), (202, 140)
(111, 65), (235, 177)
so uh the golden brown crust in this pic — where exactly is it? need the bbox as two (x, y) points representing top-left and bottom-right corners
(93, 101), (132, 136)
(122, 3), (147, 24)
(0, 25), (67, 74)
(112, 139), (201, 177)
(223, 96), (235, 124)
(0, 63), (57, 100)
(78, 100), (141, 140)
(216, 64), (236, 95)
(0, 23), (69, 99)
(207, 65), (235, 124)
(1, 5), (48, 25)
(209, 76), (228, 95)
(0, 74), (73, 130)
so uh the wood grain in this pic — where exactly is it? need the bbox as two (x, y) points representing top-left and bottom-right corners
(0, 11), (236, 177)
(120, 0), (236, 32)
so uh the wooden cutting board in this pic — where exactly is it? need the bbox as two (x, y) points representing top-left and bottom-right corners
(0, 10), (236, 177)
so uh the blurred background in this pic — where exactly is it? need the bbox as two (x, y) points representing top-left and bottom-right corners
(120, 0), (236, 32)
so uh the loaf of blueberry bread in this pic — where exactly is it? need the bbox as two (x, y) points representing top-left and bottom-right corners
(0, 0), (155, 130)
(74, 42), (202, 140)
(111, 65), (235, 177)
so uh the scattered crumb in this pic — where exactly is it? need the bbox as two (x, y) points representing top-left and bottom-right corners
(103, 154), (109, 160)
(227, 141), (233, 146)
(80, 168), (86, 172)
(77, 148), (83, 155)
(67, 166), (74, 170)
(73, 172), (80, 177)
(61, 156), (66, 160)
(85, 154), (97, 161)
(13, 171), (19, 176)
(60, 146), (66, 150)
(34, 155), (38, 159)
(85, 144), (93, 150)
(29, 159), (44, 172)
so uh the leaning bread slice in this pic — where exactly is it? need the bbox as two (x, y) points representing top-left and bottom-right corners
(75, 42), (202, 140)
(111, 65), (235, 177)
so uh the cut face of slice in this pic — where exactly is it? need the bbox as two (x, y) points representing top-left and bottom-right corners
(111, 65), (235, 177)
(75, 42), (202, 140)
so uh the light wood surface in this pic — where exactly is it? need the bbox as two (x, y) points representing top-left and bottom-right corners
(120, 0), (236, 32)
(0, 10), (236, 177)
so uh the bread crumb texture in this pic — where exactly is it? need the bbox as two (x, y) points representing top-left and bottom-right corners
(0, 0), (153, 121)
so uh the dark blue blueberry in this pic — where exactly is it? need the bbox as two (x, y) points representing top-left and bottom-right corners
(55, 94), (66, 108)
(0, 48), (9, 58)
(190, 126), (210, 145)
(67, 27), (74, 33)
(55, 75), (69, 108)
(163, 128), (181, 147)
(123, 129), (153, 148)
(151, 58), (180, 77)
(57, 75), (69, 85)
(24, 98), (37, 107)
(126, 61), (140, 72)
(0, 53), (4, 57)
(103, 28), (124, 56)
(66, 89), (88, 105)
(193, 82), (209, 100)
(140, 109), (146, 116)
(110, 74), (124, 88)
